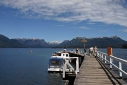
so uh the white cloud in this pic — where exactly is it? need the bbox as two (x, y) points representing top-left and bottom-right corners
(76, 26), (91, 30)
(1, 0), (127, 27)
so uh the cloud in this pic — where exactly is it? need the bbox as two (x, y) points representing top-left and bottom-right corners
(87, 22), (96, 25)
(76, 26), (91, 30)
(1, 0), (127, 27)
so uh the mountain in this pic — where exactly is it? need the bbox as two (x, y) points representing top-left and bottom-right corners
(0, 34), (127, 48)
(0, 34), (50, 48)
(56, 40), (70, 48)
(0, 34), (24, 48)
(48, 41), (62, 47)
(86, 36), (127, 48)
(56, 36), (127, 48)
(14, 38), (50, 48)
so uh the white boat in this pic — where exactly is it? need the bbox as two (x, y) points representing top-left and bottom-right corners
(48, 57), (64, 72)
(48, 52), (70, 72)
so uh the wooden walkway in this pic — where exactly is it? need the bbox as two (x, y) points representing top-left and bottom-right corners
(74, 55), (126, 85)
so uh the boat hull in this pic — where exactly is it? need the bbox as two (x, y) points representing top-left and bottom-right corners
(48, 68), (62, 72)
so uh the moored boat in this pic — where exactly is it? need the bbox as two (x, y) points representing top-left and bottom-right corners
(48, 57), (64, 72)
(48, 52), (70, 72)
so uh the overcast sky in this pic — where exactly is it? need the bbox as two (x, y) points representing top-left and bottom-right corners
(0, 0), (127, 42)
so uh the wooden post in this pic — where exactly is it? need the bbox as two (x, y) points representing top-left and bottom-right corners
(81, 39), (87, 55)
(107, 47), (112, 56)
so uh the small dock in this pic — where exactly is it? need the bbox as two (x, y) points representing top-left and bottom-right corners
(74, 54), (126, 85)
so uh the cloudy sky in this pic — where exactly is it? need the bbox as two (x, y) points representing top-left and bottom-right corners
(0, 0), (127, 42)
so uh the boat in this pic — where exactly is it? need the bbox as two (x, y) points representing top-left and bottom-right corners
(48, 52), (70, 72)
(48, 57), (64, 72)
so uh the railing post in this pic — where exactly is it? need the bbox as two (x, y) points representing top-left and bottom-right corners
(105, 55), (107, 63)
(97, 52), (99, 58)
(100, 53), (102, 60)
(102, 53), (103, 61)
(63, 59), (66, 78)
(97, 52), (99, 57)
(119, 62), (122, 77)
(99, 52), (101, 59)
(76, 57), (79, 73)
(100, 53), (102, 59)
(110, 58), (112, 69)
(99, 52), (101, 58)
(100, 52), (102, 59)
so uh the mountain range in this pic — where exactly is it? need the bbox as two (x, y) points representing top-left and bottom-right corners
(0, 34), (24, 48)
(0, 34), (127, 48)
(15, 38), (50, 48)
(58, 36), (127, 48)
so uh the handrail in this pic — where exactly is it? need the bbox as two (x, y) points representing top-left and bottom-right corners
(62, 57), (79, 78)
(97, 51), (127, 78)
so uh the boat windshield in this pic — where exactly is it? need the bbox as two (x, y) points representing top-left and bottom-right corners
(49, 59), (62, 68)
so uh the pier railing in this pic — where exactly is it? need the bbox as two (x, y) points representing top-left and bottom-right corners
(62, 57), (79, 78)
(97, 51), (127, 78)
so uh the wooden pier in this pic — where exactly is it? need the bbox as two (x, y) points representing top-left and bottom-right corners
(74, 55), (126, 85)
(55, 50), (127, 85)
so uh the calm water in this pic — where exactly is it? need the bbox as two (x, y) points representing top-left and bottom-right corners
(0, 48), (65, 85)
(0, 48), (127, 85)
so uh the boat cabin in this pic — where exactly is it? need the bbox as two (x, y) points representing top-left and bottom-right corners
(52, 52), (70, 58)
(48, 57), (64, 72)
(61, 53), (69, 58)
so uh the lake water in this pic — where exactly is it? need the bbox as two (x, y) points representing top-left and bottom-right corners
(0, 48), (127, 85)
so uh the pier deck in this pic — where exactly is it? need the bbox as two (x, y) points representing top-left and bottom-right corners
(74, 55), (126, 85)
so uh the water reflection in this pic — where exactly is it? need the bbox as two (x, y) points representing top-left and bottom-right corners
(47, 73), (64, 85)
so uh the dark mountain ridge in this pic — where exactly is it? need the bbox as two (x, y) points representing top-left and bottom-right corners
(0, 34), (127, 48)
(15, 38), (50, 48)
(56, 36), (127, 48)
(0, 34), (25, 48)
